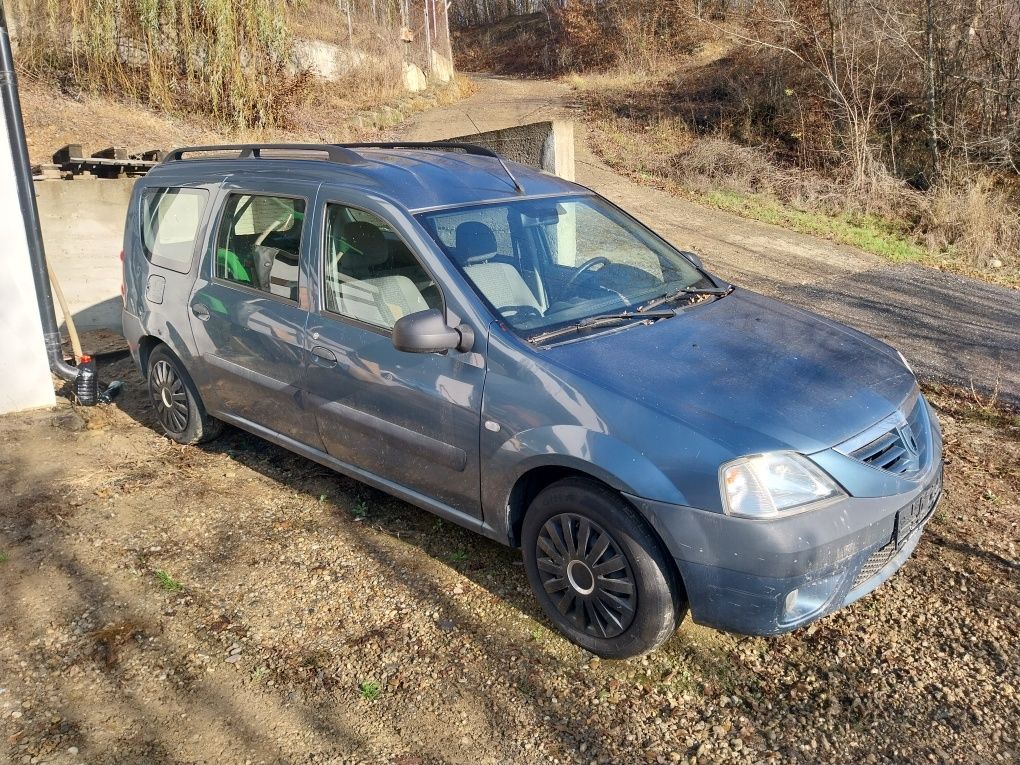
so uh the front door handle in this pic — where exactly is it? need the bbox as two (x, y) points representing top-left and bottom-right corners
(311, 345), (337, 367)
(191, 303), (211, 321)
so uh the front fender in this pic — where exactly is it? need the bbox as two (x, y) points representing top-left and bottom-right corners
(481, 424), (690, 532)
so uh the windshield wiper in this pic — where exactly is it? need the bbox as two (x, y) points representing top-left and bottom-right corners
(527, 310), (675, 345)
(637, 285), (733, 313)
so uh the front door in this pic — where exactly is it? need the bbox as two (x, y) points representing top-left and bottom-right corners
(189, 182), (319, 446)
(303, 201), (484, 515)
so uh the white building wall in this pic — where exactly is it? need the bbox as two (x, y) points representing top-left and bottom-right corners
(0, 106), (55, 413)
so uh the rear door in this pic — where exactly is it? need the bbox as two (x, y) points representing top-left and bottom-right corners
(131, 184), (216, 364)
(188, 177), (321, 446)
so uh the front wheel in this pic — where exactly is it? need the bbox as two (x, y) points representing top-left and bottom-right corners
(522, 478), (686, 658)
(147, 346), (221, 445)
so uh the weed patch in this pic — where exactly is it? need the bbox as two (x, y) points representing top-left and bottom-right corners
(154, 569), (183, 592)
(701, 190), (925, 262)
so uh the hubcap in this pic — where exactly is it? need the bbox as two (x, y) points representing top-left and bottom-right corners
(566, 559), (595, 595)
(150, 360), (190, 434)
(535, 513), (637, 638)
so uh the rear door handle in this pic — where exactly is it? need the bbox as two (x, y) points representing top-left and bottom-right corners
(191, 303), (211, 321)
(311, 345), (337, 367)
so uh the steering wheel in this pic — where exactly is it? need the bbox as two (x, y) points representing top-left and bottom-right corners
(559, 256), (610, 298)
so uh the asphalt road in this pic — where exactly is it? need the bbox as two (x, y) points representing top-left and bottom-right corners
(401, 76), (1020, 406)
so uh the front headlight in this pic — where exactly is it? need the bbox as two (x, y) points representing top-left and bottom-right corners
(896, 349), (914, 376)
(720, 452), (846, 518)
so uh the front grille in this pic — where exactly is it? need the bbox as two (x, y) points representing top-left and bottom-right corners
(852, 543), (896, 589)
(846, 395), (928, 476)
(850, 429), (914, 473)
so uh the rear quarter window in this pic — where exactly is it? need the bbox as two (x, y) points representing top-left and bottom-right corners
(140, 187), (208, 273)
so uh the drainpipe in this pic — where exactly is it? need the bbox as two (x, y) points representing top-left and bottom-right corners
(0, 7), (76, 381)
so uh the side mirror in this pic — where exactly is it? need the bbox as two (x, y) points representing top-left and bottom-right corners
(392, 309), (474, 354)
(682, 250), (705, 269)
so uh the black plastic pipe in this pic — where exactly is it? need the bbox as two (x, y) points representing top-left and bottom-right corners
(0, 7), (77, 381)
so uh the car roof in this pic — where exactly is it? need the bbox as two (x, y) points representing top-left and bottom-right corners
(142, 145), (587, 213)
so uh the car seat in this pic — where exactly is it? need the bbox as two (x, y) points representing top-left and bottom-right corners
(454, 221), (499, 263)
(328, 219), (429, 326)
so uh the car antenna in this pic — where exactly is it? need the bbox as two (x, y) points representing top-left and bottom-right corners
(462, 112), (525, 194)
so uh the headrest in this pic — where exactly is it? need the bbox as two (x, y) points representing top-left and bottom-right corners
(339, 220), (388, 272)
(454, 221), (498, 262)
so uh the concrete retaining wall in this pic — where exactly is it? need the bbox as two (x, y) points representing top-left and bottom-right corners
(447, 120), (575, 181)
(35, 178), (133, 334)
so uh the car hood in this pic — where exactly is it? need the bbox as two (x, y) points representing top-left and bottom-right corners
(541, 290), (916, 454)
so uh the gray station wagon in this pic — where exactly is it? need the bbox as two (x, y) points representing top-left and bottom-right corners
(122, 142), (943, 658)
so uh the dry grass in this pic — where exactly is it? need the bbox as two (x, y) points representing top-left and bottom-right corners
(11, 0), (438, 133)
(286, 0), (408, 106)
(20, 71), (470, 165)
(453, 12), (556, 75)
(575, 71), (1020, 288)
(12, 0), (305, 129)
(454, 6), (697, 76)
(922, 176), (1020, 272)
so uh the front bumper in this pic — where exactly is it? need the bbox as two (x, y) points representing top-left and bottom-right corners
(626, 416), (944, 636)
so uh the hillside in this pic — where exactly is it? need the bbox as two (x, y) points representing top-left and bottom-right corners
(449, 4), (1020, 288)
(20, 74), (466, 166)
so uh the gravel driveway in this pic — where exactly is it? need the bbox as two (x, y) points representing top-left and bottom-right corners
(1, 358), (1017, 765)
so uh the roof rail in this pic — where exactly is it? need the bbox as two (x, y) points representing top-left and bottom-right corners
(162, 140), (526, 193)
(340, 141), (500, 157)
(341, 141), (524, 194)
(162, 144), (363, 164)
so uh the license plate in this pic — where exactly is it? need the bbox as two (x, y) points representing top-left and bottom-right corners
(895, 467), (943, 548)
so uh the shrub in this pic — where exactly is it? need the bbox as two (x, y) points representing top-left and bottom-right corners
(923, 175), (1020, 271)
(11, 0), (307, 128)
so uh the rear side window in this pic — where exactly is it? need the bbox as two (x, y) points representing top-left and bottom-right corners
(140, 188), (208, 273)
(213, 193), (306, 302)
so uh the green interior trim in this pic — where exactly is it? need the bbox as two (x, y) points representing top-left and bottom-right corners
(217, 247), (251, 284)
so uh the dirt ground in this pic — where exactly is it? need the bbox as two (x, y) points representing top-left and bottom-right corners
(1, 354), (1017, 765)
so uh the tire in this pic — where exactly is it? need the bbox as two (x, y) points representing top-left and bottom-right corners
(522, 478), (686, 659)
(146, 346), (221, 445)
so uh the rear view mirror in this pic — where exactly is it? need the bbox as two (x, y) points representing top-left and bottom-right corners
(392, 309), (474, 354)
(526, 205), (561, 226)
(682, 250), (705, 269)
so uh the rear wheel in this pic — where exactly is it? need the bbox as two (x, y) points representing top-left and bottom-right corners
(146, 346), (220, 445)
(522, 478), (686, 658)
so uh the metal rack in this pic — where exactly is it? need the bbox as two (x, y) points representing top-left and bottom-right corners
(162, 141), (506, 164)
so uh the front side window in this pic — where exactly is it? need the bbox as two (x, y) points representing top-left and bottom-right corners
(214, 194), (305, 302)
(322, 204), (441, 330)
(141, 187), (208, 273)
(416, 195), (715, 334)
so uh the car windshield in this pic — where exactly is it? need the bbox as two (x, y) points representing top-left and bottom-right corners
(416, 195), (717, 335)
